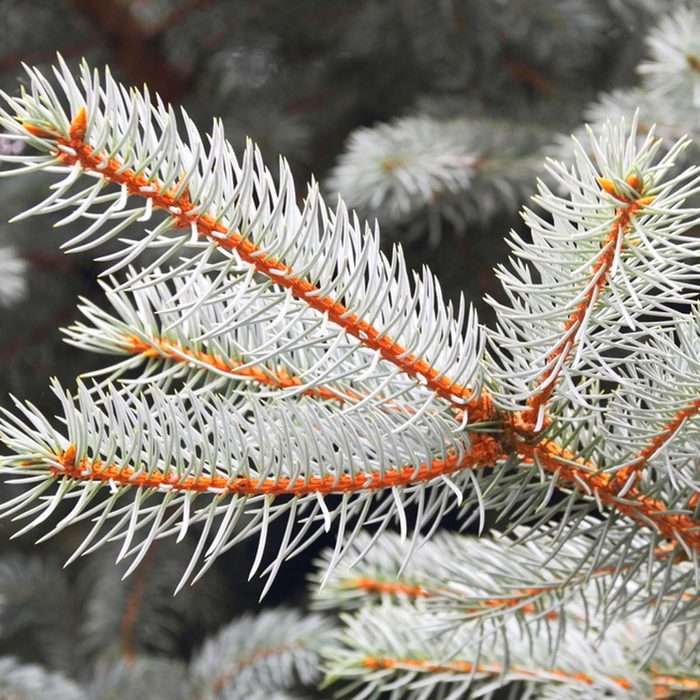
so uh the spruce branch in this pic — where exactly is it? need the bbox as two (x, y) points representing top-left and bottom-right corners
(637, 5), (700, 107)
(0, 7), (698, 699)
(0, 56), (502, 588)
(0, 657), (85, 700)
(0, 58), (487, 415)
(325, 605), (700, 699)
(325, 116), (546, 242)
(488, 115), (700, 420)
(0, 379), (500, 590)
(189, 608), (333, 699)
(63, 271), (431, 408)
(479, 114), (700, 567)
(313, 528), (699, 654)
(78, 540), (224, 665)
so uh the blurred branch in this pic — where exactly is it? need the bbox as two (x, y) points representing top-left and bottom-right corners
(21, 250), (82, 273)
(503, 54), (554, 95)
(147, 0), (221, 36)
(121, 543), (160, 665)
(69, 0), (192, 100)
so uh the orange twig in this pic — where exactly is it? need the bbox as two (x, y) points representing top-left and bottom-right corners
(52, 438), (503, 499)
(611, 399), (700, 491)
(201, 643), (298, 699)
(517, 439), (700, 555)
(124, 334), (358, 404)
(364, 656), (700, 694)
(524, 178), (655, 430)
(349, 577), (433, 599)
(349, 577), (558, 618)
(362, 656), (634, 691)
(121, 543), (159, 665)
(652, 672), (700, 697)
(123, 334), (426, 414)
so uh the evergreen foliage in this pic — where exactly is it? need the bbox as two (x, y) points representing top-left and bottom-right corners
(0, 2), (698, 698)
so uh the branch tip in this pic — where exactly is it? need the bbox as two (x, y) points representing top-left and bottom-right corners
(69, 106), (88, 141)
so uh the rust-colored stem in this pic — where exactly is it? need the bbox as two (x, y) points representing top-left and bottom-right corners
(362, 655), (634, 691)
(364, 656), (700, 694)
(125, 334), (357, 404)
(524, 180), (655, 429)
(121, 543), (159, 664)
(517, 439), (700, 553)
(53, 438), (504, 499)
(349, 577), (558, 619)
(611, 399), (700, 491)
(70, 0), (192, 101)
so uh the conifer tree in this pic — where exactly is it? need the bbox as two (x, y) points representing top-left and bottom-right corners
(0, 2), (698, 698)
